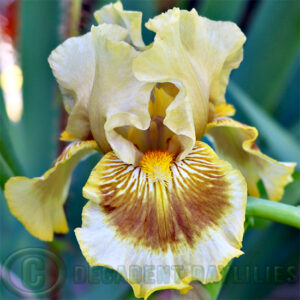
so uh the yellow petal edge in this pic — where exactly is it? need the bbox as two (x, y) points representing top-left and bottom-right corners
(75, 141), (247, 299)
(206, 118), (296, 201)
(4, 141), (98, 241)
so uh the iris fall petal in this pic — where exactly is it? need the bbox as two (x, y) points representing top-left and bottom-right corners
(4, 141), (98, 241)
(206, 118), (296, 201)
(75, 141), (246, 299)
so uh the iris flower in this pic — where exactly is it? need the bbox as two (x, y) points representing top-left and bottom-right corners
(4, 2), (295, 299)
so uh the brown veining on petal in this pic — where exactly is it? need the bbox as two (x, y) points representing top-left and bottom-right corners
(55, 140), (98, 165)
(83, 142), (239, 253)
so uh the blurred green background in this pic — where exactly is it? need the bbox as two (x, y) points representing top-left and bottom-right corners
(0, 0), (299, 299)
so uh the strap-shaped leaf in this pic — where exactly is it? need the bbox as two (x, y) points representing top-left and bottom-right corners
(232, 0), (300, 112)
(198, 0), (247, 22)
(16, 0), (60, 176)
(0, 115), (22, 189)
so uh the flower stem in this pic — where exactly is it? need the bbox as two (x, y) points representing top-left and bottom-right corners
(246, 196), (300, 229)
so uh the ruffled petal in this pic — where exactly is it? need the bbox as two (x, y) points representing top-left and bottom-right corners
(206, 118), (296, 201)
(88, 25), (154, 165)
(48, 24), (128, 140)
(94, 1), (145, 47)
(75, 141), (246, 299)
(48, 32), (94, 140)
(209, 44), (245, 106)
(133, 8), (245, 160)
(4, 141), (98, 241)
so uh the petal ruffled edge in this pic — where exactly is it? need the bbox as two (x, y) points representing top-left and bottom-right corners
(76, 203), (193, 299)
(133, 8), (245, 160)
(4, 141), (99, 241)
(206, 118), (296, 201)
(94, 1), (145, 47)
(88, 24), (154, 165)
(48, 32), (95, 140)
(76, 141), (246, 299)
(49, 24), (129, 141)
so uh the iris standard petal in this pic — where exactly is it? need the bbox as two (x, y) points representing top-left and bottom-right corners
(94, 0), (145, 47)
(206, 118), (296, 201)
(75, 141), (246, 299)
(48, 24), (128, 140)
(48, 32), (95, 140)
(133, 8), (245, 160)
(88, 25), (154, 165)
(4, 141), (98, 241)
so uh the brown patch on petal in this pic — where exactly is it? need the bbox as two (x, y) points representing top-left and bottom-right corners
(83, 142), (238, 253)
(251, 143), (260, 151)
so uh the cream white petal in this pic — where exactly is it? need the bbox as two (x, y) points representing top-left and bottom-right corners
(76, 141), (247, 299)
(209, 40), (245, 105)
(94, 0), (145, 47)
(48, 32), (94, 140)
(133, 8), (245, 160)
(49, 24), (128, 140)
(89, 25), (154, 165)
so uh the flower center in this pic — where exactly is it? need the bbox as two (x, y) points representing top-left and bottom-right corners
(140, 150), (174, 184)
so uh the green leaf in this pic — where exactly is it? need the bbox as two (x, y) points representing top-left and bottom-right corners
(280, 171), (300, 206)
(198, 0), (247, 22)
(175, 0), (190, 10)
(0, 116), (22, 176)
(221, 223), (299, 299)
(275, 60), (300, 130)
(204, 261), (232, 300)
(0, 115), (23, 189)
(0, 156), (14, 190)
(232, 0), (300, 112)
(291, 119), (300, 141)
(7, 0), (61, 177)
(228, 82), (300, 166)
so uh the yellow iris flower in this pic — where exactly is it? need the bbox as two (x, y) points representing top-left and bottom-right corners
(4, 2), (296, 299)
